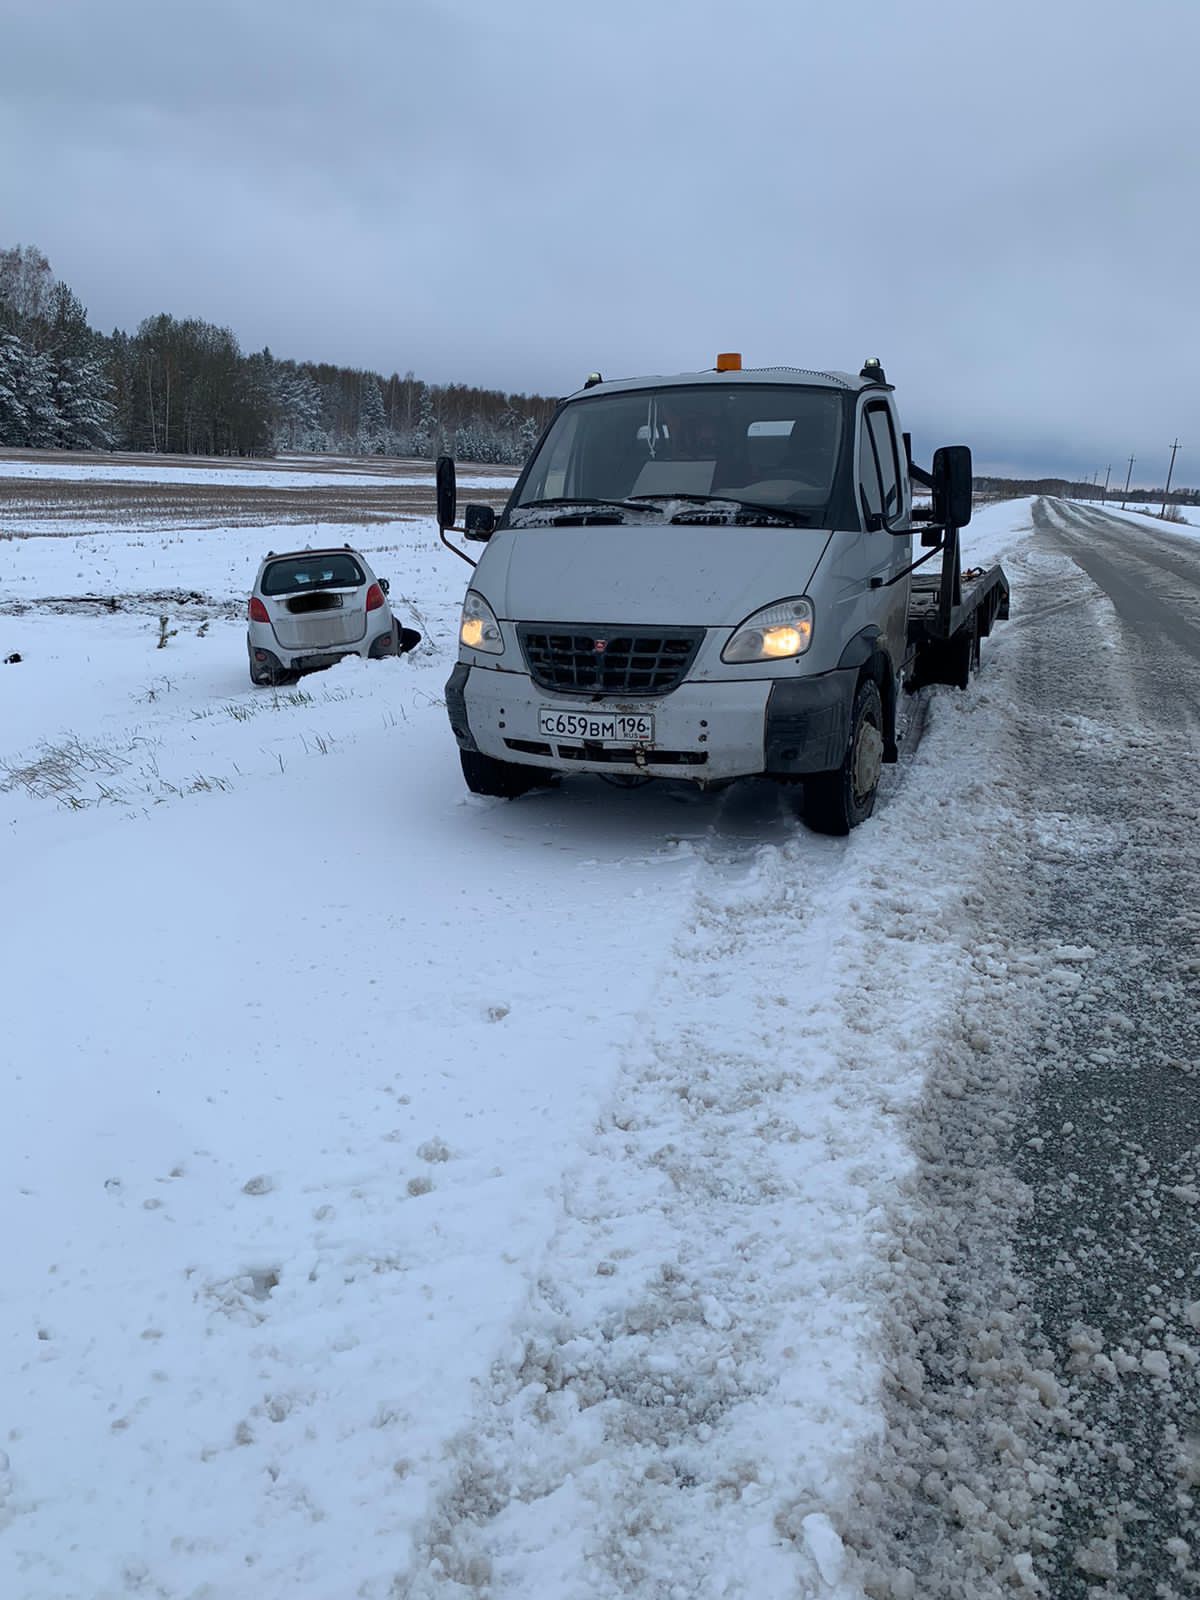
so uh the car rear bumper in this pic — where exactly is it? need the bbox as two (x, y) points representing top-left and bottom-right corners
(247, 620), (393, 671)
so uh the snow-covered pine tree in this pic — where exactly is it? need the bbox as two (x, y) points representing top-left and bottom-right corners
(0, 247), (62, 445)
(0, 332), (27, 444)
(292, 373), (326, 451)
(453, 422), (485, 464)
(4, 339), (58, 446)
(357, 374), (387, 455)
(270, 366), (324, 451)
(518, 413), (541, 461)
(52, 351), (115, 448)
(411, 385), (439, 458)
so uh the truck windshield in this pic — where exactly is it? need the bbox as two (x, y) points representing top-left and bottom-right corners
(512, 384), (844, 525)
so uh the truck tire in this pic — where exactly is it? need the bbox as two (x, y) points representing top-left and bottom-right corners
(911, 618), (979, 691)
(460, 749), (553, 798)
(804, 679), (883, 835)
(953, 614), (981, 690)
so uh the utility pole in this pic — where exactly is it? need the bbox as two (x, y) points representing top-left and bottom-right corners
(1121, 454), (1135, 509)
(1160, 439), (1182, 518)
(1101, 464), (1111, 504)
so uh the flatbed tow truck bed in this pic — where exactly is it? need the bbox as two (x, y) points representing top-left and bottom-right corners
(908, 563), (1010, 642)
(904, 537), (1010, 690)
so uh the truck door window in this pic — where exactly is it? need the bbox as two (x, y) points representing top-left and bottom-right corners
(866, 404), (902, 520)
(858, 412), (884, 524)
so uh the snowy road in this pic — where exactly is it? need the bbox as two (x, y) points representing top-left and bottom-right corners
(2, 485), (1197, 1597)
(1044, 498), (1200, 670)
(848, 500), (1200, 1599)
(1018, 502), (1200, 1597)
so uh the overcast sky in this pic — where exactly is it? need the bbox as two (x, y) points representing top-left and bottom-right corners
(2, 0), (1197, 481)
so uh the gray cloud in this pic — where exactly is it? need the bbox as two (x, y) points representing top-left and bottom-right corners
(2, 0), (1198, 480)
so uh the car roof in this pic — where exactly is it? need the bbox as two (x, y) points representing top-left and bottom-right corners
(258, 546), (368, 566)
(561, 367), (880, 401)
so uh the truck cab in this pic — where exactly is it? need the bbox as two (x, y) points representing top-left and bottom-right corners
(440, 356), (990, 833)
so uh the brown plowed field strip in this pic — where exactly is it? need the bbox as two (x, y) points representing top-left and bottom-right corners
(0, 450), (518, 535)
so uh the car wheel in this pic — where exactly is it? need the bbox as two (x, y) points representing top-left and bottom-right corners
(804, 679), (884, 835)
(251, 665), (299, 688)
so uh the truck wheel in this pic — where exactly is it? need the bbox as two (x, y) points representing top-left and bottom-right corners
(950, 615), (980, 690)
(805, 679), (884, 835)
(912, 619), (979, 691)
(460, 749), (553, 798)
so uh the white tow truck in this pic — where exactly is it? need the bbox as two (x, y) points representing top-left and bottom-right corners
(437, 355), (1008, 833)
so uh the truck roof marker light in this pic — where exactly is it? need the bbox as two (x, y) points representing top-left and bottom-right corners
(861, 357), (887, 382)
(716, 352), (742, 371)
(584, 372), (603, 388)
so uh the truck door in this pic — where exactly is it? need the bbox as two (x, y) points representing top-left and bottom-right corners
(856, 397), (910, 671)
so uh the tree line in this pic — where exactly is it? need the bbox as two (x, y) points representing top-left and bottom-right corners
(0, 245), (556, 462)
(975, 474), (1198, 506)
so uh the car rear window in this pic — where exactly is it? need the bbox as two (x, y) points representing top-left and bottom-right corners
(261, 554), (365, 594)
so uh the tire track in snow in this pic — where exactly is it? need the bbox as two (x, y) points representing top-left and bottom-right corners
(395, 689), (1028, 1598)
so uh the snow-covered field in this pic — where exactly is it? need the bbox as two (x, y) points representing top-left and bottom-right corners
(1090, 500), (1200, 538)
(2, 478), (1034, 1597)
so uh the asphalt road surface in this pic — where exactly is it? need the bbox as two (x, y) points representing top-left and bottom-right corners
(847, 499), (1200, 1600)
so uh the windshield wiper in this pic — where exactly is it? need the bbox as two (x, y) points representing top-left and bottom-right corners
(627, 493), (813, 527)
(517, 496), (655, 517)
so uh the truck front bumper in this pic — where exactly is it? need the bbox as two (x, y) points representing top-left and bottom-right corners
(446, 663), (857, 783)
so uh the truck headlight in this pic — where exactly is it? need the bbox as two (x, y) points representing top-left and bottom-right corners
(721, 597), (814, 663)
(460, 590), (504, 656)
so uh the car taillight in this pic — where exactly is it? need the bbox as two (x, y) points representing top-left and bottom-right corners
(248, 597), (269, 623)
(365, 583), (385, 612)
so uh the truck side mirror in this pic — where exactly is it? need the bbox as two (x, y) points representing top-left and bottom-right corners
(436, 455), (457, 531)
(932, 445), (973, 528)
(463, 504), (497, 541)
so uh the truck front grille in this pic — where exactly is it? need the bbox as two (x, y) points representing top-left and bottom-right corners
(517, 624), (703, 697)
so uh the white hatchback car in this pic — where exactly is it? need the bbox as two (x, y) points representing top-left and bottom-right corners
(246, 545), (418, 685)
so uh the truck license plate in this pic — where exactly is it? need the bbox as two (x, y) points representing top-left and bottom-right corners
(539, 709), (654, 744)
